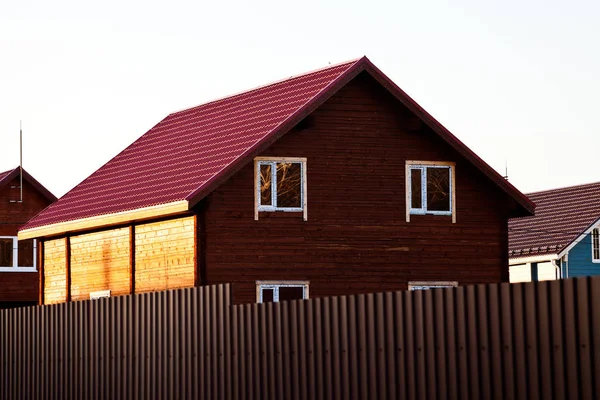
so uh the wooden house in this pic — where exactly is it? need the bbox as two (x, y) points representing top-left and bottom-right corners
(509, 181), (600, 282)
(19, 57), (535, 305)
(0, 167), (56, 308)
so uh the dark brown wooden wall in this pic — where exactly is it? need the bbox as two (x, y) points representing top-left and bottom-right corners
(0, 176), (53, 303)
(203, 72), (515, 304)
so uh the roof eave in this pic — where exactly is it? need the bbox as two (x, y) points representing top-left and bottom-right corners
(18, 200), (189, 240)
(509, 254), (559, 265)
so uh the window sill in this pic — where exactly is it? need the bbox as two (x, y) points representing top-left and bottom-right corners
(408, 213), (453, 219)
(257, 211), (305, 219)
(410, 210), (452, 216)
(258, 207), (304, 213)
(0, 267), (37, 273)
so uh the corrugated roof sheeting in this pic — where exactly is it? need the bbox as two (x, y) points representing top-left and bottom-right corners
(22, 57), (534, 233)
(22, 60), (359, 230)
(509, 181), (600, 258)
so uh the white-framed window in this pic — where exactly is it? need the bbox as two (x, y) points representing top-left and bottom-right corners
(0, 236), (37, 272)
(406, 161), (456, 223)
(256, 281), (309, 303)
(408, 281), (458, 291)
(592, 228), (600, 263)
(254, 157), (307, 221)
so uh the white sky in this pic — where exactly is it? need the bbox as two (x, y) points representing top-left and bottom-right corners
(1, 0), (599, 198)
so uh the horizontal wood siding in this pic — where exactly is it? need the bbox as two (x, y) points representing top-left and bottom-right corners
(43, 238), (67, 304)
(41, 216), (196, 304)
(203, 72), (514, 304)
(135, 217), (195, 293)
(567, 232), (600, 277)
(70, 228), (131, 301)
(0, 176), (53, 303)
(0, 273), (38, 302)
(0, 176), (51, 236)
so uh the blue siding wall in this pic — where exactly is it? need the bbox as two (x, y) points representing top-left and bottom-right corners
(567, 231), (600, 277)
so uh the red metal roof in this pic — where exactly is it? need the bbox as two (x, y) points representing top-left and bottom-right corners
(21, 57), (534, 233)
(509, 181), (600, 259)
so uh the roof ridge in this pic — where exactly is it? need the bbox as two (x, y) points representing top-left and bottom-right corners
(168, 57), (364, 116)
(527, 180), (600, 196)
(20, 56), (534, 235)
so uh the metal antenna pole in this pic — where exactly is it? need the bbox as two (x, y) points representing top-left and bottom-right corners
(20, 121), (23, 203)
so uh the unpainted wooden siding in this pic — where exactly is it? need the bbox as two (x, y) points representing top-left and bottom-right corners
(134, 217), (195, 293)
(70, 228), (131, 301)
(43, 238), (67, 304)
(41, 217), (196, 304)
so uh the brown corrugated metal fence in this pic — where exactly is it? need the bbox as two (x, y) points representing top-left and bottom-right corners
(2, 278), (600, 399)
(0, 284), (231, 400)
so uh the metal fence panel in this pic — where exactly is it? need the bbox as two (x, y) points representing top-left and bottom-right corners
(1, 278), (600, 399)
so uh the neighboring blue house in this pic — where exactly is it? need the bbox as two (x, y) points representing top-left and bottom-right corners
(508, 181), (600, 282)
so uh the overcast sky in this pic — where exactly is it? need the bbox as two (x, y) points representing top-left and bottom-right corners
(1, 0), (598, 198)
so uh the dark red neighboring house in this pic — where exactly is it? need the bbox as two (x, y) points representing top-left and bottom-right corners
(20, 57), (534, 305)
(0, 167), (56, 309)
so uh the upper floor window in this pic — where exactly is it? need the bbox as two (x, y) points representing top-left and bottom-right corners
(254, 157), (307, 221)
(256, 281), (309, 303)
(406, 161), (456, 223)
(0, 236), (37, 272)
(592, 228), (600, 262)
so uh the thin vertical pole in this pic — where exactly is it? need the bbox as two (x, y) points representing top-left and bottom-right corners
(65, 236), (71, 302)
(20, 120), (23, 203)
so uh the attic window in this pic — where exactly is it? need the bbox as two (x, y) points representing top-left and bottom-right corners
(406, 161), (456, 223)
(592, 228), (600, 263)
(255, 157), (307, 220)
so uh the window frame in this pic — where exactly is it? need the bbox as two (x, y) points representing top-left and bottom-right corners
(0, 236), (37, 272)
(408, 281), (458, 291)
(405, 161), (456, 223)
(254, 157), (307, 221)
(256, 280), (310, 303)
(592, 228), (600, 263)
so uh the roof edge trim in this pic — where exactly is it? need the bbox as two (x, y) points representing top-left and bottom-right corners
(185, 58), (366, 207)
(18, 200), (189, 240)
(509, 254), (559, 265)
(360, 60), (535, 217)
(557, 216), (600, 259)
